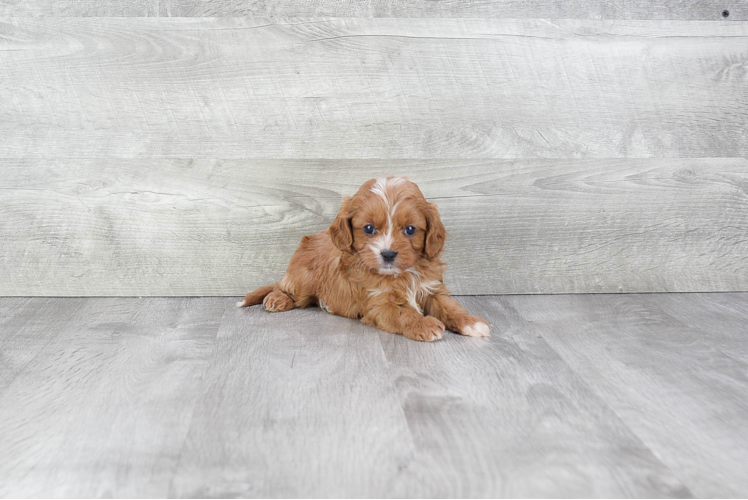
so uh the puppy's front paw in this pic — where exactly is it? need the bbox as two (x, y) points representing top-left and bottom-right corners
(456, 316), (491, 337)
(263, 290), (295, 312)
(405, 316), (445, 342)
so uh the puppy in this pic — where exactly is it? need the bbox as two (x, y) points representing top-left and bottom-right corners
(238, 176), (490, 342)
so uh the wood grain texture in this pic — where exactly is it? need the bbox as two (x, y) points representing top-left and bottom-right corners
(0, 297), (226, 497)
(713, 292), (748, 318)
(1, 158), (746, 296)
(12, 295), (747, 497)
(171, 302), (415, 498)
(644, 292), (748, 359)
(505, 293), (748, 498)
(0, 0), (744, 20)
(378, 295), (691, 497)
(1, 18), (747, 159)
(0, 298), (85, 393)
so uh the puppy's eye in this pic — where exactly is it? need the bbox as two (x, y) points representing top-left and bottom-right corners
(363, 224), (376, 235)
(404, 225), (417, 236)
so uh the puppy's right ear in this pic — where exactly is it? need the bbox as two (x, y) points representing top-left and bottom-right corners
(423, 201), (446, 260)
(329, 196), (354, 252)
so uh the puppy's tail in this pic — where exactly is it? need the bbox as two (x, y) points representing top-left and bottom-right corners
(236, 284), (276, 308)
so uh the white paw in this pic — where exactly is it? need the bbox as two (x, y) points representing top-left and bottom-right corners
(236, 300), (245, 308)
(462, 321), (490, 338)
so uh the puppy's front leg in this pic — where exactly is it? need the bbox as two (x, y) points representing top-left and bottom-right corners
(362, 304), (445, 342)
(424, 293), (491, 338)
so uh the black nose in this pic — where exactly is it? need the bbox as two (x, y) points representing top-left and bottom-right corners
(381, 250), (397, 263)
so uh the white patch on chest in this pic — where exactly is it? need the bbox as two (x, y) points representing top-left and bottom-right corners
(366, 262), (442, 315)
(405, 268), (441, 315)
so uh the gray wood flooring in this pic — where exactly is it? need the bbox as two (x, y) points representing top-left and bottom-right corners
(1, 293), (747, 497)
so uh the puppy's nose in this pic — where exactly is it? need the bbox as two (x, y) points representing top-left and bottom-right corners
(381, 250), (398, 263)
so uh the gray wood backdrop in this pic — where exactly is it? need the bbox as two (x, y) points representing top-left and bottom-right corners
(1, 4), (747, 296)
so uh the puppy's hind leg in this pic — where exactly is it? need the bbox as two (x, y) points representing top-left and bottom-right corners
(263, 269), (317, 312)
(263, 289), (296, 312)
(237, 284), (276, 308)
(236, 283), (297, 312)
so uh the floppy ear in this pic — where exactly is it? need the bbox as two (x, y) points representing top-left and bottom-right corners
(423, 202), (446, 259)
(329, 196), (354, 252)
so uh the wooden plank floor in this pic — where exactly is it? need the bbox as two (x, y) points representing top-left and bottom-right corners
(1, 293), (747, 497)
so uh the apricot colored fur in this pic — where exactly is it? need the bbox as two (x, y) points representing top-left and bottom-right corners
(239, 177), (490, 342)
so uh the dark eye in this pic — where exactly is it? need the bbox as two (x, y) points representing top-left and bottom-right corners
(404, 225), (417, 236)
(363, 224), (376, 235)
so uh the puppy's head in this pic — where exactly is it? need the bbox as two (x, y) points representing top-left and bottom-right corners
(329, 176), (446, 275)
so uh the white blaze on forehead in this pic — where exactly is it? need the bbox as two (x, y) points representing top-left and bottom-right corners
(371, 176), (406, 206)
(370, 177), (390, 205)
(370, 177), (406, 250)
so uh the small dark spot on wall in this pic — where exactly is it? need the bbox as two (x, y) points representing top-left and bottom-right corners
(722, 9), (730, 18)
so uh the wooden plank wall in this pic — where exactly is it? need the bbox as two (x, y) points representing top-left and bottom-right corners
(1, 5), (746, 296)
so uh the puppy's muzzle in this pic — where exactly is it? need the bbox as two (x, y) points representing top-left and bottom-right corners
(381, 250), (397, 263)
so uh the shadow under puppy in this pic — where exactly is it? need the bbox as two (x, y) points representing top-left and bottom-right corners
(238, 176), (490, 342)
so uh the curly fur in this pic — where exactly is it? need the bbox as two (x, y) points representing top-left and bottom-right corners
(238, 176), (490, 342)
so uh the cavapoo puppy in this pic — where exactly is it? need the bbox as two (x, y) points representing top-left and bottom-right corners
(238, 176), (490, 342)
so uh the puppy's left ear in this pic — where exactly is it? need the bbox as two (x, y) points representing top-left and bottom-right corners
(329, 196), (354, 252)
(423, 202), (446, 259)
